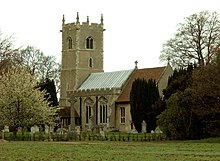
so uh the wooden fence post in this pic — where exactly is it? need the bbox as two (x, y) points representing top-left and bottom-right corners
(2, 131), (4, 140)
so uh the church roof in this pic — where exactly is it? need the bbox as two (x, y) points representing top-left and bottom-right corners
(116, 66), (166, 103)
(78, 69), (134, 90)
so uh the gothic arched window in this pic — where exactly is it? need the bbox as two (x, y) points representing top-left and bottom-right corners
(98, 96), (108, 124)
(84, 97), (94, 124)
(86, 105), (92, 124)
(86, 36), (93, 49)
(67, 37), (72, 49)
(100, 105), (107, 123)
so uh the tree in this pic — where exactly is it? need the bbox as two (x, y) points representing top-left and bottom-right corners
(0, 31), (19, 71)
(37, 78), (58, 107)
(157, 65), (205, 140)
(159, 11), (220, 138)
(18, 46), (61, 92)
(160, 11), (220, 68)
(144, 79), (160, 132)
(0, 67), (57, 137)
(130, 79), (146, 132)
(163, 64), (194, 99)
(130, 78), (160, 132)
(157, 89), (202, 140)
(192, 50), (220, 137)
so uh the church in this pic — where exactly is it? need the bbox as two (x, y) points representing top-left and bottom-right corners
(59, 13), (173, 132)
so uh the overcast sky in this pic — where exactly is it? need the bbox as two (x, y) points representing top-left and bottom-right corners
(0, 0), (219, 71)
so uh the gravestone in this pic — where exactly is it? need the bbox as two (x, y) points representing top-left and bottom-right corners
(141, 120), (146, 133)
(76, 126), (81, 135)
(100, 130), (105, 137)
(45, 125), (54, 133)
(31, 125), (39, 134)
(130, 129), (138, 134)
(4, 126), (9, 132)
(155, 126), (163, 133)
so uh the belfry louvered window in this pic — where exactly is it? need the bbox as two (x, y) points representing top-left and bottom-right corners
(67, 37), (72, 49)
(86, 36), (93, 49)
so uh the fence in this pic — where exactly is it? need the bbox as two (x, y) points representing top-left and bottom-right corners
(0, 131), (167, 142)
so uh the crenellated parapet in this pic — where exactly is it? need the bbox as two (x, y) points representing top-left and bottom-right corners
(62, 12), (104, 30)
(67, 87), (121, 97)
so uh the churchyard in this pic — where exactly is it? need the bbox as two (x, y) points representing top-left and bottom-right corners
(0, 138), (219, 160)
(1, 130), (166, 142)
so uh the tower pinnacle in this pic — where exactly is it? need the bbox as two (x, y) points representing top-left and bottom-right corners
(62, 14), (65, 25)
(76, 12), (79, 23)
(87, 16), (89, 23)
(100, 14), (104, 25)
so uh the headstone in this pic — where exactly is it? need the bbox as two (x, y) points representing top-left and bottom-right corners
(56, 128), (68, 135)
(31, 125), (39, 134)
(141, 120), (146, 133)
(76, 126), (81, 135)
(100, 130), (105, 137)
(155, 126), (163, 133)
(45, 125), (49, 133)
(130, 129), (138, 134)
(4, 126), (9, 132)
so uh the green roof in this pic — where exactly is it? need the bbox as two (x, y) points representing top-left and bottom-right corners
(78, 70), (134, 90)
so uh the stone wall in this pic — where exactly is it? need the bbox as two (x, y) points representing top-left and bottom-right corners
(60, 14), (104, 108)
(67, 88), (121, 131)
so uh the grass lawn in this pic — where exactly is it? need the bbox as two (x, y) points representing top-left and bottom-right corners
(0, 138), (219, 161)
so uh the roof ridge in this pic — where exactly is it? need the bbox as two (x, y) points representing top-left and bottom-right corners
(91, 69), (134, 75)
(137, 66), (166, 70)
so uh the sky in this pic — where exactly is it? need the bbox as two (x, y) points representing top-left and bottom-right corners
(0, 0), (219, 72)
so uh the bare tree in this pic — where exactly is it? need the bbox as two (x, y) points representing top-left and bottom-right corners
(0, 31), (19, 71)
(160, 11), (220, 68)
(18, 46), (61, 92)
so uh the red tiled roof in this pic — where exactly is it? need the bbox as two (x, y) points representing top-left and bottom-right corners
(116, 66), (166, 103)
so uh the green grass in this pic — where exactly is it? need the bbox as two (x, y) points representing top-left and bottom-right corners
(0, 139), (220, 160)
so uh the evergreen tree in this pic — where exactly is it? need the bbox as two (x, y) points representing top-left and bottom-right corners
(163, 64), (194, 99)
(158, 89), (202, 140)
(130, 78), (160, 132)
(37, 78), (58, 107)
(130, 79), (145, 132)
(144, 79), (160, 132)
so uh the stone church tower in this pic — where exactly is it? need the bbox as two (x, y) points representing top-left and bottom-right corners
(60, 13), (104, 108)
